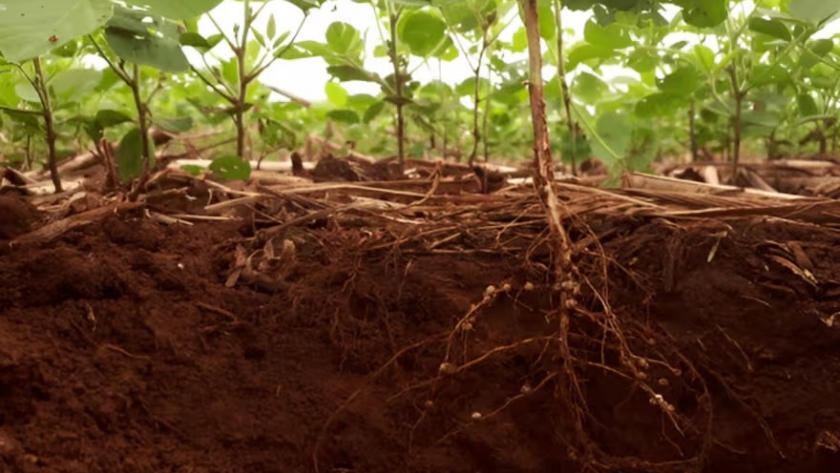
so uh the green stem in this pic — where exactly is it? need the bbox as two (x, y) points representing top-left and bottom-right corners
(385, 4), (405, 170)
(235, 0), (254, 159)
(31, 58), (61, 193)
(469, 35), (487, 165)
(553, 0), (576, 175)
(130, 64), (152, 169)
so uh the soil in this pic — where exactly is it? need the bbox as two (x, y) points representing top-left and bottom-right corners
(1, 193), (839, 473)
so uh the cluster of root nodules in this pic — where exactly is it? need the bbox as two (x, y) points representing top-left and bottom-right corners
(1, 200), (839, 472)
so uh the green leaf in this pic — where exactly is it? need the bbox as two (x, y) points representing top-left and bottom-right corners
(266, 14), (277, 40)
(285, 0), (321, 13)
(558, 128), (591, 165)
(326, 65), (379, 83)
(251, 28), (267, 49)
(538, 1), (556, 41)
(800, 38), (834, 69)
(180, 164), (204, 176)
(693, 44), (716, 72)
(787, 0), (840, 25)
(511, 27), (527, 53)
(84, 119), (104, 142)
(122, 0), (224, 20)
(0, 0), (114, 63)
(180, 32), (212, 49)
(634, 92), (683, 118)
(440, 0), (496, 34)
(566, 44), (615, 71)
(116, 127), (144, 181)
(325, 22), (363, 58)
(747, 17), (791, 41)
(346, 93), (377, 111)
(95, 68), (123, 92)
(590, 112), (632, 164)
(398, 10), (447, 57)
(326, 109), (360, 124)
(324, 81), (348, 107)
(797, 92), (819, 116)
(572, 72), (608, 103)
(749, 63), (791, 87)
(51, 68), (102, 100)
(626, 49), (658, 72)
(433, 36), (458, 60)
(682, 0), (728, 28)
(741, 110), (781, 128)
(209, 155), (251, 181)
(363, 101), (386, 123)
(583, 20), (633, 50)
(290, 40), (333, 59)
(95, 109), (133, 127)
(14, 83), (40, 103)
(156, 116), (193, 132)
(106, 29), (189, 72)
(51, 40), (80, 58)
(271, 30), (291, 50)
(0, 79), (20, 107)
(105, 7), (189, 72)
(657, 66), (701, 95)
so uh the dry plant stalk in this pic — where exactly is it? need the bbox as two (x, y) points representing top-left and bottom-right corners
(519, 0), (577, 310)
(520, 0), (588, 458)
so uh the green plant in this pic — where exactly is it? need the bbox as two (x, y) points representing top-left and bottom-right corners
(184, 0), (315, 164)
(0, 0), (840, 190)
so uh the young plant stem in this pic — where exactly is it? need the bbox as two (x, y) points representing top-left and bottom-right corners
(483, 64), (490, 161)
(688, 99), (698, 162)
(202, 3), (304, 162)
(31, 58), (61, 192)
(234, 0), (254, 159)
(553, 0), (577, 175)
(386, 8), (405, 170)
(726, 65), (745, 180)
(439, 59), (449, 158)
(130, 64), (152, 173)
(469, 35), (488, 165)
(89, 35), (153, 173)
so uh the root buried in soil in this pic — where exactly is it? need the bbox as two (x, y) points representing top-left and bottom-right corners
(0, 190), (839, 473)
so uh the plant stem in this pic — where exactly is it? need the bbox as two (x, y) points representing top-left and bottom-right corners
(519, 3), (581, 448)
(553, 0), (577, 175)
(130, 64), (152, 172)
(387, 9), (405, 170)
(521, 1), (553, 181)
(483, 62), (490, 161)
(726, 65), (744, 180)
(24, 135), (32, 171)
(234, 0), (254, 159)
(688, 99), (698, 162)
(32, 58), (61, 193)
(439, 59), (449, 159)
(469, 35), (488, 165)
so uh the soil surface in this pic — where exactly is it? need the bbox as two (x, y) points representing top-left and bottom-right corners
(1, 194), (839, 473)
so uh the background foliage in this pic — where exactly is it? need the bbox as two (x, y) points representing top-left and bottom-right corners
(1, 0), (840, 183)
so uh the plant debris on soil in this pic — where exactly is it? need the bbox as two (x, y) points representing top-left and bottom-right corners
(1, 162), (840, 473)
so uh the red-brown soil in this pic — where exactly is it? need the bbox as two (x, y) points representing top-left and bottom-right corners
(0, 194), (839, 473)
